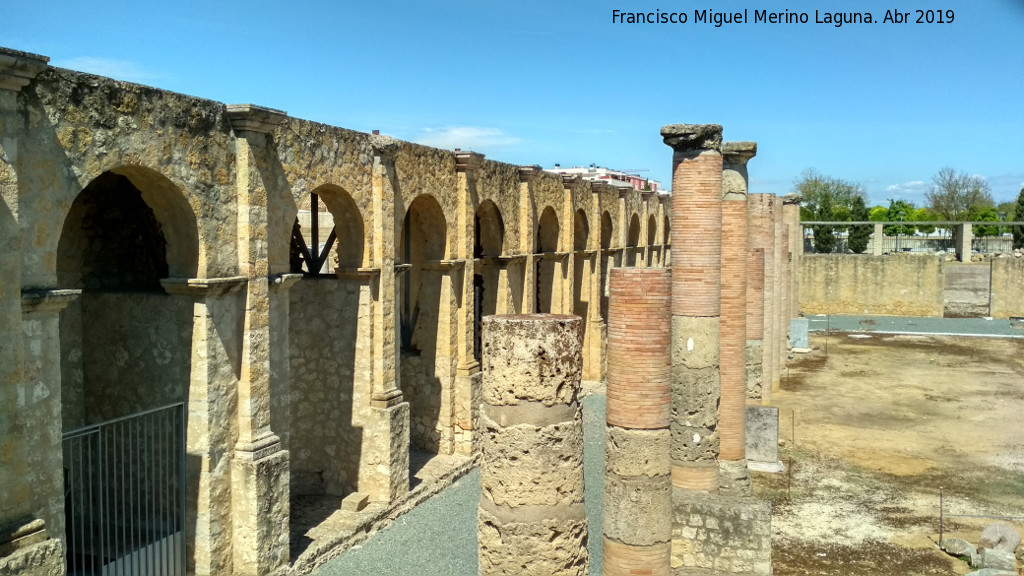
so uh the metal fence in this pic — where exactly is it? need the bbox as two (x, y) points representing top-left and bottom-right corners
(62, 403), (186, 576)
(803, 224), (1023, 255)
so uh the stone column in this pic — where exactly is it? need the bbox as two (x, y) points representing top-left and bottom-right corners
(226, 105), (290, 576)
(604, 268), (671, 576)
(478, 315), (587, 576)
(872, 222), (885, 255)
(784, 194), (802, 323)
(748, 195), (776, 404)
(518, 166), (540, 314)
(362, 133), (410, 501)
(661, 123), (723, 492)
(587, 188), (606, 385)
(161, 277), (246, 576)
(454, 151), (484, 455)
(720, 142), (755, 495)
(0, 49), (59, 565)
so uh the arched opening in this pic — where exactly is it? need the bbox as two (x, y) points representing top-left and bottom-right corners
(474, 200), (504, 361)
(536, 206), (560, 313)
(572, 209), (591, 373)
(57, 167), (196, 574)
(399, 195), (448, 457)
(287, 185), (368, 508)
(600, 211), (614, 321)
(627, 213), (641, 266)
(664, 214), (672, 266)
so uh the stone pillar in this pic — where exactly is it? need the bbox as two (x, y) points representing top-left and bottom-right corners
(226, 105), (290, 576)
(748, 195), (776, 404)
(604, 268), (671, 576)
(478, 315), (587, 576)
(162, 277), (246, 576)
(661, 123), (723, 491)
(956, 223), (973, 262)
(783, 194), (801, 324)
(518, 166), (540, 314)
(362, 134), (410, 501)
(720, 142), (755, 495)
(872, 222), (885, 255)
(0, 50), (59, 565)
(454, 151), (484, 455)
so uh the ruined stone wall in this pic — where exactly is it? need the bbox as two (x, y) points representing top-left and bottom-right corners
(799, 254), (945, 316)
(990, 257), (1024, 318)
(671, 496), (772, 574)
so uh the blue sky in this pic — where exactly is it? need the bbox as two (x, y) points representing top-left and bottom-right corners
(4, 0), (1022, 206)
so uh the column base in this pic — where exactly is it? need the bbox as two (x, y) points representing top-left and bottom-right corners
(453, 370), (481, 456)
(671, 490), (772, 575)
(231, 447), (289, 576)
(359, 401), (410, 502)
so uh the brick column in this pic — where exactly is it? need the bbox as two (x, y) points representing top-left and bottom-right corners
(773, 196), (785, 393)
(747, 195), (776, 405)
(720, 142), (755, 495)
(604, 268), (671, 576)
(478, 315), (587, 576)
(662, 123), (723, 491)
(783, 194), (802, 323)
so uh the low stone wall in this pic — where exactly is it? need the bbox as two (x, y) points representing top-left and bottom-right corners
(799, 254), (944, 317)
(990, 258), (1024, 318)
(671, 494), (772, 575)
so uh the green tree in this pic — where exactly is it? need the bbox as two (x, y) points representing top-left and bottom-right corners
(868, 206), (888, 222)
(912, 207), (939, 235)
(973, 206), (1001, 238)
(1014, 187), (1024, 249)
(884, 199), (917, 236)
(795, 168), (866, 253)
(847, 196), (871, 253)
(925, 167), (994, 221)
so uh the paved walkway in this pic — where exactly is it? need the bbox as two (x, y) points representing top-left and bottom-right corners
(312, 393), (608, 576)
(807, 314), (1024, 338)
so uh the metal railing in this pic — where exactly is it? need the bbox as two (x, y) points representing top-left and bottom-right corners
(62, 403), (186, 576)
(801, 221), (1024, 255)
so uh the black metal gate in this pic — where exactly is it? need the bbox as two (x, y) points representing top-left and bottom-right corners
(62, 403), (186, 576)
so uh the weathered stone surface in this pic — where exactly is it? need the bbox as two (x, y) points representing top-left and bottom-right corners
(479, 412), (584, 508)
(670, 364), (720, 463)
(977, 548), (1017, 571)
(482, 315), (582, 407)
(477, 506), (588, 576)
(745, 406), (780, 465)
(671, 492), (772, 575)
(940, 536), (976, 558)
(745, 340), (764, 400)
(964, 570), (1016, 576)
(978, 523), (1021, 554)
(603, 472), (672, 545)
(0, 538), (63, 576)
(605, 427), (671, 478)
(660, 124), (723, 152)
(672, 315), (720, 370)
(719, 459), (751, 495)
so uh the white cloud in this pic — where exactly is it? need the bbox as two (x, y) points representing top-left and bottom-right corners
(884, 180), (929, 197)
(415, 126), (522, 152)
(50, 57), (162, 84)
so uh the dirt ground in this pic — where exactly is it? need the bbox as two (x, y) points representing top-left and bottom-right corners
(756, 332), (1024, 576)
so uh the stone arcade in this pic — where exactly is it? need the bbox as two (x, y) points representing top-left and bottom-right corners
(0, 47), (803, 576)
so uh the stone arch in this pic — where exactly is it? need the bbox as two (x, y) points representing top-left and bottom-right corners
(287, 183), (369, 499)
(648, 214), (657, 246)
(399, 194), (448, 455)
(536, 206), (560, 313)
(474, 200), (504, 361)
(627, 213), (641, 266)
(572, 209), (590, 347)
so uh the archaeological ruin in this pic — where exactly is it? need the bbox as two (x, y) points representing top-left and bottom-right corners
(14, 42), (1021, 576)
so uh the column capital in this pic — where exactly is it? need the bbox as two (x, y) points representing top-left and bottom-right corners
(454, 149), (485, 173)
(226, 104), (288, 137)
(660, 123), (722, 152)
(160, 276), (248, 298)
(561, 174), (580, 187)
(518, 165), (542, 183)
(782, 193), (802, 205)
(370, 133), (401, 159)
(590, 181), (614, 195)
(20, 288), (79, 313)
(722, 141), (757, 166)
(0, 48), (49, 92)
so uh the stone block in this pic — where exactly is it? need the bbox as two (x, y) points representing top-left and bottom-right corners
(978, 523), (1021, 554)
(605, 427), (671, 478)
(671, 492), (773, 576)
(603, 472), (672, 545)
(481, 315), (582, 407)
(477, 506), (588, 576)
(746, 406), (781, 469)
(341, 492), (368, 512)
(0, 538), (63, 576)
(789, 317), (809, 349)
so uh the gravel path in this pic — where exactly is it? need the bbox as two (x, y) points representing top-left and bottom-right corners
(314, 393), (608, 576)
